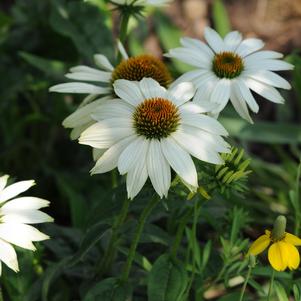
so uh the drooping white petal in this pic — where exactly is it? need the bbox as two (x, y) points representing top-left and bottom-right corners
(180, 101), (216, 114)
(0, 180), (35, 204)
(168, 47), (212, 68)
(245, 59), (294, 71)
(113, 80), (145, 106)
(126, 139), (150, 199)
(147, 140), (171, 198)
(161, 137), (198, 189)
(243, 50), (283, 63)
(180, 112), (228, 135)
(1, 210), (53, 224)
(246, 70), (291, 90)
(224, 31), (242, 51)
(235, 38), (264, 57)
(139, 78), (166, 100)
(117, 40), (129, 60)
(92, 99), (134, 121)
(62, 98), (108, 128)
(92, 148), (106, 161)
(94, 54), (114, 71)
(229, 87), (253, 123)
(65, 70), (111, 83)
(0, 224), (49, 250)
(0, 175), (9, 192)
(210, 79), (231, 113)
(1, 197), (50, 210)
(91, 136), (136, 174)
(0, 239), (19, 273)
(172, 129), (224, 164)
(70, 121), (94, 141)
(235, 79), (259, 112)
(180, 37), (214, 58)
(193, 73), (219, 104)
(118, 137), (149, 175)
(170, 70), (208, 88)
(168, 82), (195, 106)
(245, 77), (285, 104)
(204, 27), (225, 53)
(79, 120), (134, 148)
(49, 83), (110, 94)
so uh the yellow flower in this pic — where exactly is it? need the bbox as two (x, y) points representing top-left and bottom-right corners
(248, 229), (301, 271)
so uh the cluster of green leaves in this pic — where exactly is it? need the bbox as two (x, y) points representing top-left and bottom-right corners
(1, 0), (301, 300)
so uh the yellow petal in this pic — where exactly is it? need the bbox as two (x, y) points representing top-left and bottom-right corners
(248, 233), (270, 256)
(283, 232), (301, 246)
(284, 243), (300, 270)
(268, 241), (288, 271)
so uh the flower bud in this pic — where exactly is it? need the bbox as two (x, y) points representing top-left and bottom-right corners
(271, 215), (286, 241)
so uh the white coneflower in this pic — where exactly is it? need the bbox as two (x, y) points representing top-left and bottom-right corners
(50, 42), (171, 139)
(0, 175), (53, 275)
(167, 27), (293, 122)
(79, 78), (229, 199)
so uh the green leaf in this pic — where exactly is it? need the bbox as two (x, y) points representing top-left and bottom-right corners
(83, 278), (131, 301)
(212, 0), (231, 37)
(274, 281), (289, 301)
(147, 254), (188, 301)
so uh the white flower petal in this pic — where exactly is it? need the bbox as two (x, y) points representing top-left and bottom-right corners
(210, 78), (231, 113)
(180, 102), (216, 114)
(92, 148), (106, 161)
(204, 27), (225, 53)
(245, 59), (294, 71)
(65, 71), (111, 83)
(94, 54), (114, 71)
(246, 70), (291, 89)
(118, 137), (149, 175)
(181, 112), (228, 135)
(235, 79), (259, 112)
(172, 129), (224, 164)
(0, 180), (35, 204)
(147, 140), (171, 198)
(1, 210), (53, 224)
(117, 40), (129, 60)
(161, 137), (198, 189)
(2, 197), (50, 210)
(62, 98), (108, 128)
(0, 175), (9, 192)
(235, 38), (264, 57)
(91, 136), (136, 174)
(245, 77), (285, 104)
(70, 121), (94, 140)
(113, 80), (145, 106)
(168, 82), (195, 106)
(224, 31), (242, 51)
(0, 224), (49, 250)
(0, 239), (19, 273)
(49, 83), (110, 94)
(230, 87), (253, 123)
(79, 120), (134, 148)
(180, 37), (214, 58)
(139, 78), (166, 99)
(244, 50), (283, 63)
(171, 70), (208, 88)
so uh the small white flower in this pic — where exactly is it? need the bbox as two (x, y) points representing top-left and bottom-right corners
(50, 42), (171, 140)
(167, 27), (294, 122)
(79, 78), (230, 199)
(0, 175), (53, 275)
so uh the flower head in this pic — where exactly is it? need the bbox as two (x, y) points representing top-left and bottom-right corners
(0, 175), (53, 275)
(79, 78), (230, 199)
(50, 42), (171, 140)
(248, 215), (301, 271)
(167, 27), (293, 122)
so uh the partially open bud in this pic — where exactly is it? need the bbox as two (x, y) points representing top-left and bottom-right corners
(271, 215), (287, 241)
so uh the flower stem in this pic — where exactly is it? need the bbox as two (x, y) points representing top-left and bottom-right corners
(96, 197), (131, 277)
(121, 195), (160, 281)
(239, 264), (253, 301)
(117, 13), (130, 63)
(267, 269), (275, 301)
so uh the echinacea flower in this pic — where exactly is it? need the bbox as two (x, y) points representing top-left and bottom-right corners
(167, 27), (293, 122)
(50, 42), (171, 140)
(248, 215), (301, 271)
(79, 77), (230, 199)
(0, 175), (53, 275)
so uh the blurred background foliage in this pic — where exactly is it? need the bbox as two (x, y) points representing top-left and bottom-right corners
(0, 0), (301, 300)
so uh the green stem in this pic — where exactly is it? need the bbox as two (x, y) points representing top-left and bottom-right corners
(267, 269), (275, 301)
(96, 197), (131, 277)
(239, 265), (253, 301)
(294, 156), (301, 236)
(0, 285), (4, 301)
(121, 195), (160, 281)
(117, 13), (130, 63)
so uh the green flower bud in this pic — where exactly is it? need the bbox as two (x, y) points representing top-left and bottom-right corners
(272, 215), (287, 241)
